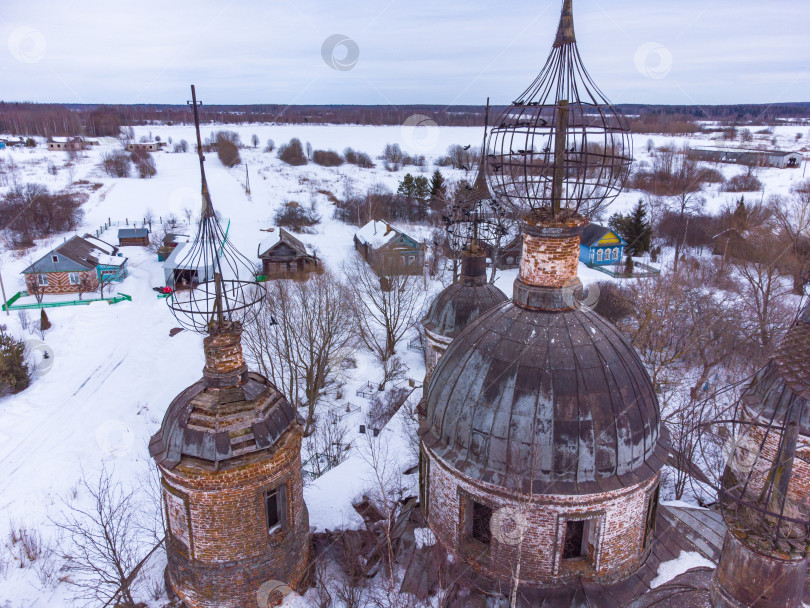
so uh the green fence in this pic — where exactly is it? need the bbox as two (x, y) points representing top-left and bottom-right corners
(3, 291), (132, 311)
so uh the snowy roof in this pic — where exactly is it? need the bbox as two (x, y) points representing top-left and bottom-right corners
(355, 220), (403, 249)
(118, 227), (149, 238)
(163, 242), (216, 271)
(83, 235), (117, 255)
(692, 145), (803, 157)
(258, 228), (310, 258)
(50, 136), (82, 144)
(22, 235), (125, 274)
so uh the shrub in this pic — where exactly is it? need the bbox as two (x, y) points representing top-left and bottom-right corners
(592, 282), (633, 324)
(436, 144), (479, 170)
(173, 139), (188, 153)
(0, 326), (30, 395)
(724, 173), (763, 192)
(264, 139), (275, 153)
(312, 149), (344, 167)
(130, 149), (157, 178)
(274, 201), (320, 232)
(100, 150), (130, 177)
(344, 147), (374, 168)
(278, 138), (307, 165)
(217, 140), (241, 167)
(40, 309), (51, 331)
(0, 184), (84, 245)
(25, 138), (36, 148)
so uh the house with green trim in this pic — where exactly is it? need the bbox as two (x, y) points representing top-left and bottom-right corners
(579, 224), (627, 266)
(22, 235), (128, 295)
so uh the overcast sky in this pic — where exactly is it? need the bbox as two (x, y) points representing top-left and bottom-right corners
(1, 0), (808, 107)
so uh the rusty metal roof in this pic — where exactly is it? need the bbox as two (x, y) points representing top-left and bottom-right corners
(422, 281), (507, 340)
(149, 371), (300, 469)
(422, 296), (664, 495)
(742, 307), (810, 433)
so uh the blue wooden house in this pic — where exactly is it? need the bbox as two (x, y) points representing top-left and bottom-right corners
(579, 224), (627, 266)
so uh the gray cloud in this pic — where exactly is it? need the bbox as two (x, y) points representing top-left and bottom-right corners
(1, 0), (807, 105)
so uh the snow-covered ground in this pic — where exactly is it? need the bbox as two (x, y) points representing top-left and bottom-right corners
(0, 123), (806, 606)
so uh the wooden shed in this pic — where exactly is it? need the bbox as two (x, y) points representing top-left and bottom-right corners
(117, 227), (150, 247)
(257, 229), (320, 279)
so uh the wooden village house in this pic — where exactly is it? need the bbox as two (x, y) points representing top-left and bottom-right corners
(126, 141), (163, 153)
(157, 233), (188, 261)
(22, 235), (128, 295)
(257, 228), (320, 278)
(493, 234), (523, 269)
(353, 220), (424, 275)
(117, 227), (150, 247)
(579, 223), (627, 266)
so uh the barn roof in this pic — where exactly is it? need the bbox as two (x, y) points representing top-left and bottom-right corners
(118, 227), (149, 239)
(581, 224), (627, 248)
(23, 235), (122, 274)
(258, 228), (311, 258)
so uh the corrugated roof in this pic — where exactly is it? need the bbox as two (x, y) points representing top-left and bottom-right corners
(258, 228), (310, 257)
(581, 224), (626, 248)
(118, 227), (149, 238)
(23, 235), (122, 274)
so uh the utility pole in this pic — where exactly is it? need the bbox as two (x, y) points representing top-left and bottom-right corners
(245, 164), (251, 196)
(0, 270), (9, 316)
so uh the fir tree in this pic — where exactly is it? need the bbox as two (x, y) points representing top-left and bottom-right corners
(609, 199), (651, 257)
(429, 169), (446, 201)
(397, 173), (416, 201)
(0, 325), (30, 395)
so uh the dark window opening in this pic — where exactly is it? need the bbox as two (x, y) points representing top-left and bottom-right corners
(266, 490), (279, 530)
(471, 502), (493, 545)
(644, 486), (660, 548)
(562, 520), (585, 559)
(563, 518), (596, 562)
(265, 485), (287, 534)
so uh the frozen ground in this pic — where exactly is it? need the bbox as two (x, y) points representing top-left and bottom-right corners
(0, 123), (806, 606)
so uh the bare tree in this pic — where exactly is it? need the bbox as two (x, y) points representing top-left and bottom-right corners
(242, 271), (355, 435)
(345, 256), (425, 365)
(303, 409), (350, 478)
(52, 466), (151, 608)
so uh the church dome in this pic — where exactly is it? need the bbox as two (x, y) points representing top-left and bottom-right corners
(421, 221), (665, 495)
(422, 253), (507, 340)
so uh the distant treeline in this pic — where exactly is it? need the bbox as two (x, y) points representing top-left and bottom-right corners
(1, 101), (809, 138)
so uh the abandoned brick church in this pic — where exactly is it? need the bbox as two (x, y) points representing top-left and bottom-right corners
(147, 3), (809, 607)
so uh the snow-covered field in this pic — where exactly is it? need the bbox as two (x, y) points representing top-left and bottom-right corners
(0, 122), (807, 606)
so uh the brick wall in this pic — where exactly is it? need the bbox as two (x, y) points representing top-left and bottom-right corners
(25, 271), (97, 295)
(203, 326), (246, 376)
(519, 232), (581, 289)
(739, 405), (810, 510)
(423, 444), (658, 587)
(161, 430), (310, 608)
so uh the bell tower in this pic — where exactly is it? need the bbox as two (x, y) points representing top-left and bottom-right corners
(149, 85), (310, 608)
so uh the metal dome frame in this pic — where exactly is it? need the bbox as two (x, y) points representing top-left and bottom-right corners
(165, 85), (264, 334)
(486, 0), (633, 220)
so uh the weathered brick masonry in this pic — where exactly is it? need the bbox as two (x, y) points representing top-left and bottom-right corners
(424, 445), (659, 587)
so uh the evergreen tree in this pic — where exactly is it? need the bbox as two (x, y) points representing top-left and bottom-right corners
(414, 176), (430, 203)
(624, 254), (635, 275)
(0, 326), (30, 395)
(609, 199), (651, 257)
(397, 174), (417, 201)
(429, 169), (446, 201)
